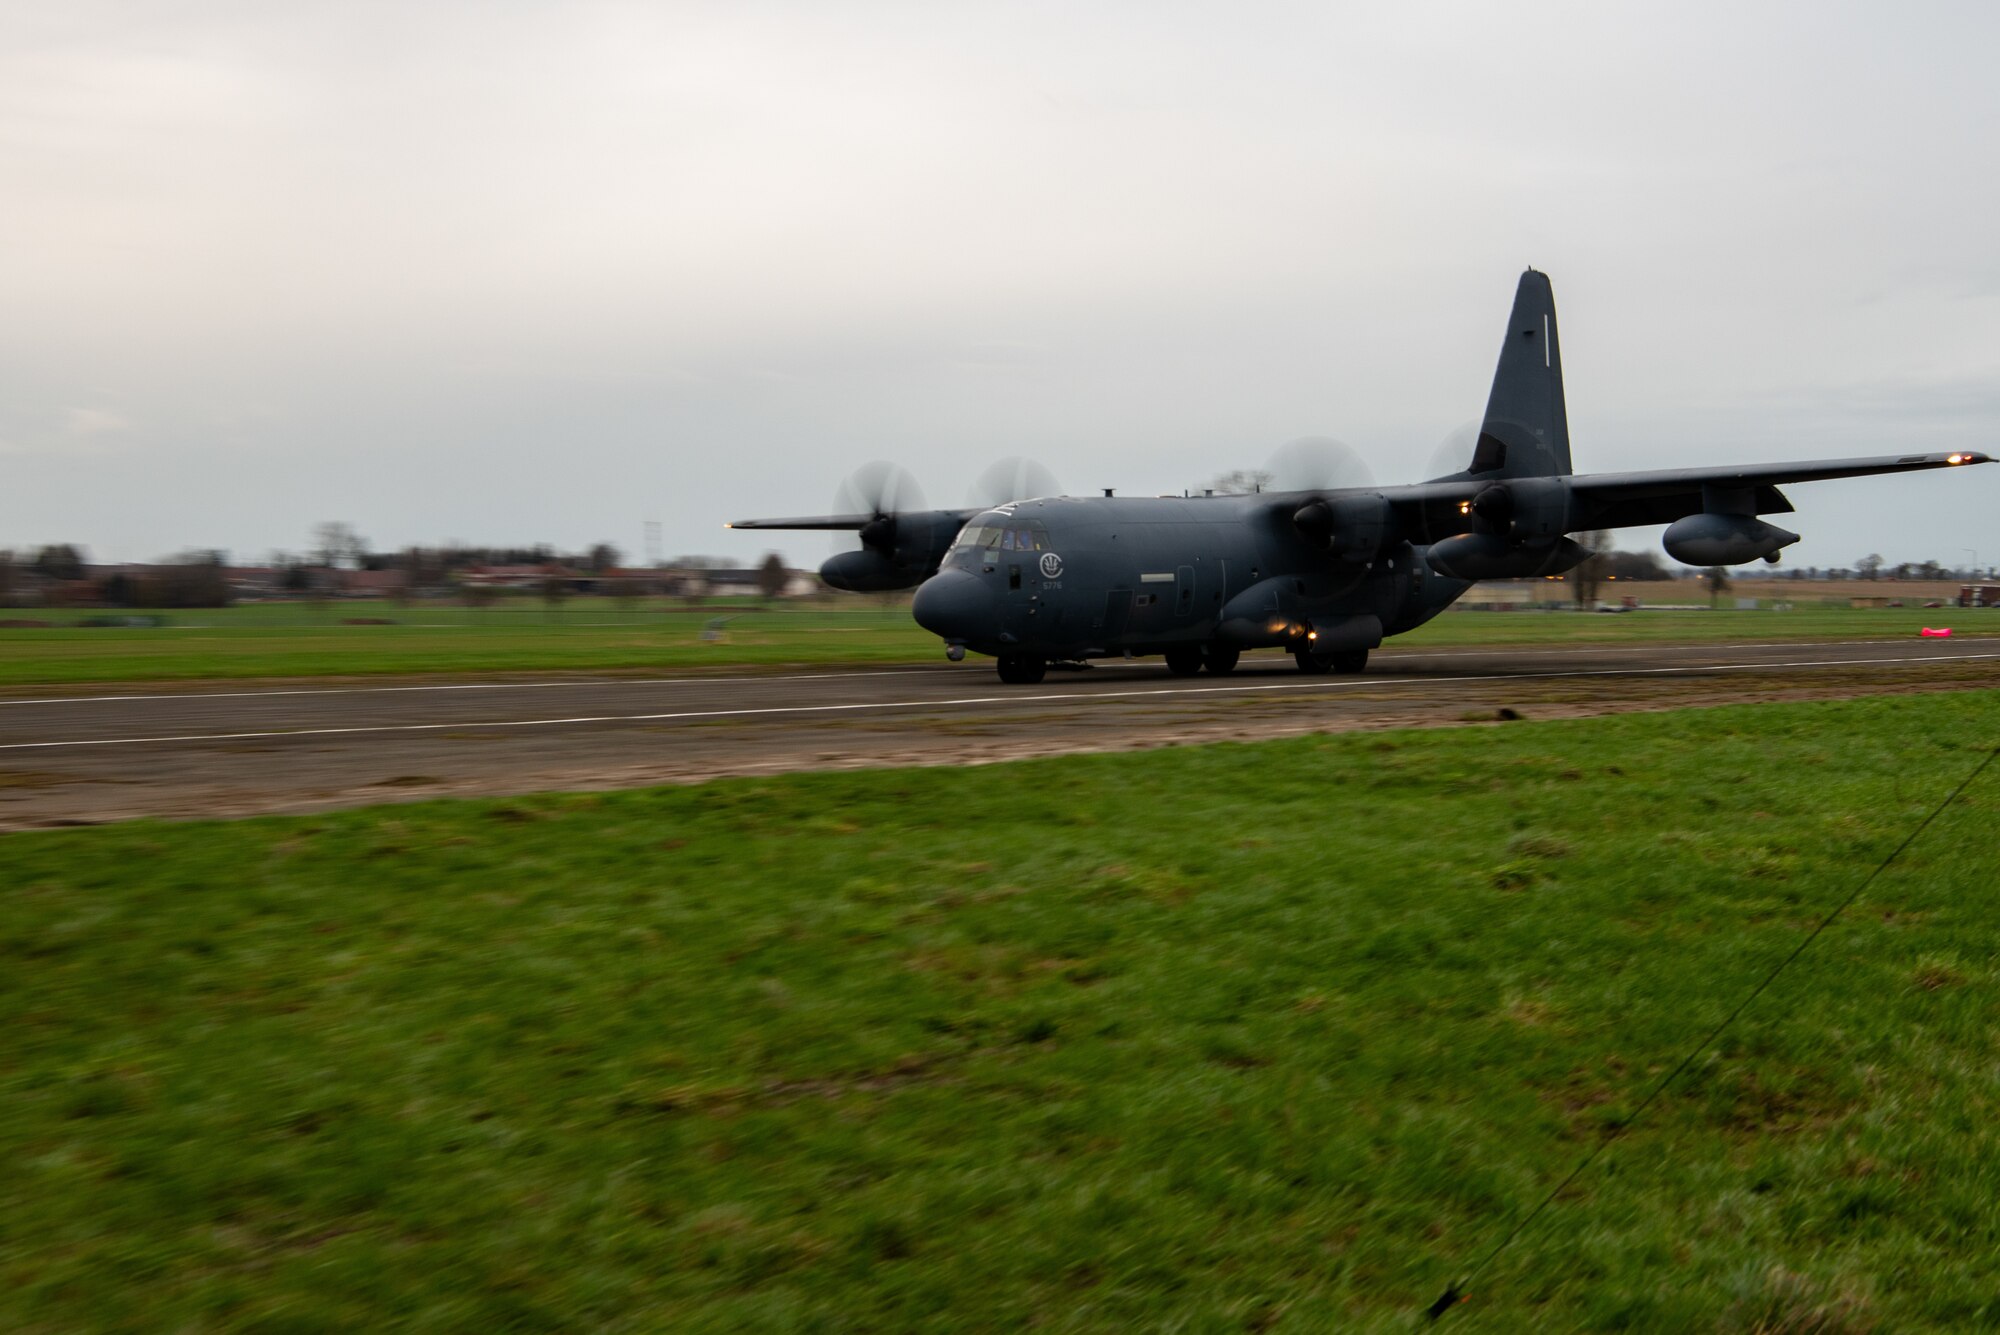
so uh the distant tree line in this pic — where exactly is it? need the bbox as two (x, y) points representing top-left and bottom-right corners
(4, 525), (1984, 612)
(0, 529), (806, 609)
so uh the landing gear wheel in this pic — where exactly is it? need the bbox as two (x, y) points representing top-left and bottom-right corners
(996, 653), (1047, 685)
(1293, 649), (1334, 675)
(1163, 647), (1205, 677)
(1202, 646), (1241, 675)
(1331, 647), (1369, 674)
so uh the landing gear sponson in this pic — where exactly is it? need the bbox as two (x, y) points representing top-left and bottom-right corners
(993, 644), (1321, 683)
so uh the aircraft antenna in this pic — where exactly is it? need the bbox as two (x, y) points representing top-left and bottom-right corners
(1423, 735), (2000, 1321)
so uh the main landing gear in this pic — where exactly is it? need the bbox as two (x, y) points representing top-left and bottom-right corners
(1294, 646), (1369, 675)
(996, 653), (1047, 685)
(1166, 645), (1241, 676)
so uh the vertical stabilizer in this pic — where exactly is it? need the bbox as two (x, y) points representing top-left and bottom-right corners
(1468, 269), (1571, 479)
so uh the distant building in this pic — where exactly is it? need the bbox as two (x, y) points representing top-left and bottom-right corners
(457, 563), (581, 591)
(671, 567), (818, 598)
(340, 569), (409, 598)
(1958, 584), (2000, 608)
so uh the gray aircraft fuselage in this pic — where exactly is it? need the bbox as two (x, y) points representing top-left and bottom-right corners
(909, 492), (1467, 661)
(730, 269), (1990, 683)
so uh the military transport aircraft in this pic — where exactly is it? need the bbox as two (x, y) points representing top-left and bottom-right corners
(730, 271), (1990, 684)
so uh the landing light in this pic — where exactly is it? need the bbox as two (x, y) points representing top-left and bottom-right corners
(1457, 501), (1472, 515)
(1307, 630), (1318, 641)
(1948, 453), (1969, 465)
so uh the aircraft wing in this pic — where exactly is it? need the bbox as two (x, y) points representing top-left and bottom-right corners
(726, 509), (981, 531)
(1563, 449), (1991, 527)
(1374, 448), (1990, 536)
(725, 513), (876, 530)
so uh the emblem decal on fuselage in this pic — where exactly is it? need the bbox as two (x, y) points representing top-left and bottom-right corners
(1039, 552), (1064, 579)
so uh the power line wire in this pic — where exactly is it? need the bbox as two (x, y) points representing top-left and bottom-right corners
(1426, 738), (2000, 1323)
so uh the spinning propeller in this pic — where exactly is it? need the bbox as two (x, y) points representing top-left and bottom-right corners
(1266, 436), (1376, 492)
(967, 456), (1062, 510)
(1423, 421), (1482, 482)
(832, 461), (928, 554)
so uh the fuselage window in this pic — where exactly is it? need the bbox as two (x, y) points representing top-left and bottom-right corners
(952, 522), (1048, 555)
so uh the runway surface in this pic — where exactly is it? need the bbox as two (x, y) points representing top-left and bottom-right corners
(2, 636), (1995, 828)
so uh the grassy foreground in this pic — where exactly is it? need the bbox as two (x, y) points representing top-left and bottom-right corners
(6, 693), (2000, 1330)
(0, 599), (1991, 687)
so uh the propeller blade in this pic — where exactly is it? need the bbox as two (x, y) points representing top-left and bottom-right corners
(831, 462), (926, 553)
(1267, 436), (1375, 493)
(1411, 422), (1483, 546)
(1423, 421), (1481, 482)
(966, 456), (1061, 509)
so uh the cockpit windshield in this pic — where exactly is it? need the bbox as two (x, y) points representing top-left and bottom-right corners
(951, 521), (1048, 553)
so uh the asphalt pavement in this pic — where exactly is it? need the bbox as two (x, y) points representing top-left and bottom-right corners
(2, 635), (1995, 828)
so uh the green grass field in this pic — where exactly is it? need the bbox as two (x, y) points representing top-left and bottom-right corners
(0, 598), (1990, 688)
(7, 692), (1999, 1330)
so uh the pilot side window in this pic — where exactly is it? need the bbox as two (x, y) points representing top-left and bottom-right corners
(950, 522), (1049, 555)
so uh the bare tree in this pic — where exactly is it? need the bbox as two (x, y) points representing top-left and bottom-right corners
(312, 522), (367, 570)
(32, 544), (87, 581)
(144, 551), (233, 608)
(1703, 565), (1732, 609)
(1209, 468), (1274, 495)
(1571, 531), (1612, 608)
(757, 552), (788, 601)
(1856, 553), (1883, 581)
(1605, 548), (1672, 580)
(586, 542), (622, 573)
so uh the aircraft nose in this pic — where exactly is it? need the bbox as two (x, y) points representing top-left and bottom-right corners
(911, 569), (995, 642)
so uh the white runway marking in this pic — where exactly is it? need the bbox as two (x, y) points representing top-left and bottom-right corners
(5, 637), (1993, 707)
(5, 652), (1995, 752)
(1383, 636), (2000, 662)
(0, 667), (944, 708)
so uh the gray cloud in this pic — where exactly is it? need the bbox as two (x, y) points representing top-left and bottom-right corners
(2, 1), (1996, 567)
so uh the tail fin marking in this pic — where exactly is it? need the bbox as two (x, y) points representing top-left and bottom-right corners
(1474, 269), (1572, 479)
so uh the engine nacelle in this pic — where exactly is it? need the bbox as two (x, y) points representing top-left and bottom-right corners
(820, 510), (965, 591)
(1662, 513), (1799, 566)
(1292, 493), (1392, 561)
(1426, 533), (1587, 581)
(820, 549), (924, 592)
(1478, 476), (1572, 544)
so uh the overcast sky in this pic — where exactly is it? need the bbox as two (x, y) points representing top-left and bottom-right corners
(4, 1), (1997, 570)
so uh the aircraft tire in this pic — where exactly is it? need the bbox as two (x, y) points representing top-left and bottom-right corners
(1163, 647), (1205, 677)
(996, 653), (1047, 685)
(1202, 646), (1241, 675)
(1293, 649), (1334, 675)
(1331, 647), (1369, 674)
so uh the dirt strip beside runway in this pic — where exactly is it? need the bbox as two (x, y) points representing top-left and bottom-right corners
(1, 638), (1994, 828)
